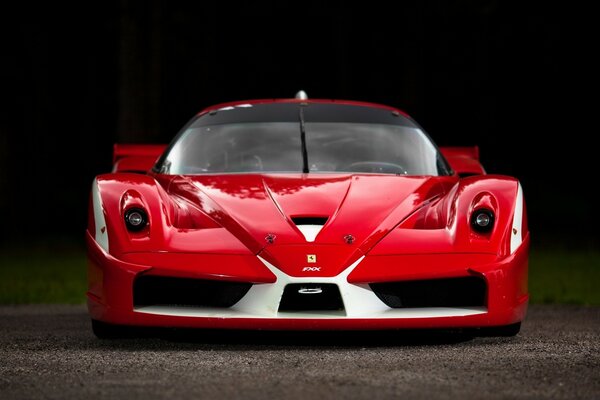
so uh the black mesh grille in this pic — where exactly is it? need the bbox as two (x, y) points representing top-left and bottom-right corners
(279, 283), (344, 312)
(133, 275), (252, 308)
(370, 277), (486, 308)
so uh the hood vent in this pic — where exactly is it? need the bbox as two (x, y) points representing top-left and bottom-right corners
(291, 216), (328, 242)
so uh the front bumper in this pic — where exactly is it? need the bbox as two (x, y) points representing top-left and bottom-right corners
(86, 232), (529, 330)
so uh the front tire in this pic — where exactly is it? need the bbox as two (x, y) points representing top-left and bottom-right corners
(479, 322), (521, 337)
(91, 319), (131, 339)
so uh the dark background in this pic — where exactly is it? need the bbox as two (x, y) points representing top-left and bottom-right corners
(0, 1), (594, 247)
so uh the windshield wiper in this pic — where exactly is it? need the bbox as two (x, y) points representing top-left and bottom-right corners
(298, 105), (309, 173)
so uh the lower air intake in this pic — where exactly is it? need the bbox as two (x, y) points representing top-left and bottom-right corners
(370, 277), (486, 308)
(279, 283), (344, 312)
(133, 275), (252, 308)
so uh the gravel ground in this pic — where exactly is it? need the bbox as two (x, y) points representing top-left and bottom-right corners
(0, 305), (598, 399)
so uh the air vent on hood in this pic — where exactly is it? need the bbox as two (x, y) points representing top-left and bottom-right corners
(291, 216), (328, 242)
(291, 217), (328, 226)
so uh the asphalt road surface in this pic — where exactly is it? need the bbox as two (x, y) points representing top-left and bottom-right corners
(0, 305), (598, 400)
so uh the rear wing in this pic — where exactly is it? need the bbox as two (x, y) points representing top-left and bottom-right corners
(439, 146), (486, 177)
(112, 144), (167, 173)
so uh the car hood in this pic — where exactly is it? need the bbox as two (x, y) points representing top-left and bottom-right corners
(168, 174), (453, 276)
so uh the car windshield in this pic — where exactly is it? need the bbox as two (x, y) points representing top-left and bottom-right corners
(156, 103), (451, 176)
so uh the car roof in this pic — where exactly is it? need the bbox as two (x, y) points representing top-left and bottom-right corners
(198, 98), (410, 118)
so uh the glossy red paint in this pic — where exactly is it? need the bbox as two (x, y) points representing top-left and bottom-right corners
(112, 144), (166, 173)
(87, 98), (529, 332)
(113, 144), (167, 164)
(440, 146), (486, 176)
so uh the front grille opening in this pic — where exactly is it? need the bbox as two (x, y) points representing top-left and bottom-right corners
(291, 216), (328, 226)
(279, 283), (344, 312)
(134, 275), (252, 308)
(370, 277), (486, 308)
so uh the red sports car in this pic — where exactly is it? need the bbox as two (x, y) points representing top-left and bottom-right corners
(87, 94), (528, 338)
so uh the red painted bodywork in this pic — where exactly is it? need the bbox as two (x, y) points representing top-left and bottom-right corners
(113, 144), (166, 173)
(87, 99), (528, 331)
(440, 146), (486, 176)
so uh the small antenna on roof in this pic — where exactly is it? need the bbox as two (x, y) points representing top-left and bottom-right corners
(295, 90), (308, 100)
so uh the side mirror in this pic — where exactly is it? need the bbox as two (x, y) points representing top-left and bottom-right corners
(439, 146), (486, 177)
(113, 144), (167, 173)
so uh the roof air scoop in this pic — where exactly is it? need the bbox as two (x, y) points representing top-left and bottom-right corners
(295, 90), (308, 100)
(291, 216), (327, 242)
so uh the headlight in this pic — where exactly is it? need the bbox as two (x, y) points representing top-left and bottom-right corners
(471, 209), (494, 233)
(124, 208), (148, 232)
